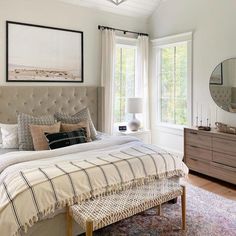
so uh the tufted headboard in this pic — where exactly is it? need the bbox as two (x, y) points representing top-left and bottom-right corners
(210, 85), (232, 110)
(0, 86), (103, 130)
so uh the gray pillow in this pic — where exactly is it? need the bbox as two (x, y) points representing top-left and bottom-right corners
(17, 113), (55, 150)
(54, 107), (97, 140)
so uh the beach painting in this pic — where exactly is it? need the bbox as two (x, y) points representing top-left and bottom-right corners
(7, 21), (83, 82)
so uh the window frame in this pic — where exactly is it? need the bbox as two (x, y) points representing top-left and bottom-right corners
(113, 37), (138, 127)
(152, 32), (193, 130)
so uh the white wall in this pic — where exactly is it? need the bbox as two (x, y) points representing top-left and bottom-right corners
(148, 0), (236, 153)
(0, 0), (148, 86)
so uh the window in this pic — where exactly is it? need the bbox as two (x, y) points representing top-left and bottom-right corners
(154, 33), (192, 128)
(159, 43), (187, 125)
(114, 43), (137, 124)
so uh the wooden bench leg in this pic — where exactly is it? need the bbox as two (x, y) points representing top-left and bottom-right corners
(157, 204), (162, 216)
(86, 220), (93, 236)
(66, 207), (73, 236)
(181, 185), (186, 231)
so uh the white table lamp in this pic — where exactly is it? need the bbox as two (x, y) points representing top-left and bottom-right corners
(127, 97), (143, 131)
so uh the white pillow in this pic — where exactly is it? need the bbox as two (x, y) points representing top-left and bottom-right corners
(0, 124), (18, 149)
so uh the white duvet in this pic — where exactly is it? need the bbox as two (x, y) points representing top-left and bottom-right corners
(0, 135), (188, 236)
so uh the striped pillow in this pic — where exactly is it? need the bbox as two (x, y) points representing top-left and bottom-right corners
(45, 128), (88, 150)
(61, 121), (92, 142)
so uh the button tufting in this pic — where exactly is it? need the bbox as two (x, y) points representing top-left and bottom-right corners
(0, 87), (98, 125)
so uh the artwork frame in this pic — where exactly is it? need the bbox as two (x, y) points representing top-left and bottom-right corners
(210, 63), (223, 85)
(6, 21), (84, 83)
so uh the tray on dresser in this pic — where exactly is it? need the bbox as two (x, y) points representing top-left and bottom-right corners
(215, 122), (236, 135)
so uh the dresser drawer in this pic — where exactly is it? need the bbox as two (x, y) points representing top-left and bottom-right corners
(211, 162), (236, 185)
(186, 156), (236, 185)
(213, 151), (236, 168)
(185, 130), (212, 149)
(186, 145), (212, 161)
(213, 137), (236, 156)
(186, 156), (211, 174)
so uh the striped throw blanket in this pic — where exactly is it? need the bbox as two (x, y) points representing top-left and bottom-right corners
(0, 136), (188, 236)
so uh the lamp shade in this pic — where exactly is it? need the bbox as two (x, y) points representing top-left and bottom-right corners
(127, 97), (143, 114)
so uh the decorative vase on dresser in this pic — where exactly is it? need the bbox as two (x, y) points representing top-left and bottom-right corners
(184, 128), (236, 185)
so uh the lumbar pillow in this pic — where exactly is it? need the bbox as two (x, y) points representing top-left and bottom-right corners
(30, 122), (61, 151)
(0, 124), (18, 149)
(17, 113), (55, 150)
(61, 120), (91, 142)
(54, 107), (97, 140)
(45, 128), (88, 150)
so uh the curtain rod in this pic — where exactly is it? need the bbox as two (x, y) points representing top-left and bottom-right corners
(98, 25), (149, 37)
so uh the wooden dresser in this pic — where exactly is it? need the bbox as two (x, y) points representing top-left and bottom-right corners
(184, 128), (236, 185)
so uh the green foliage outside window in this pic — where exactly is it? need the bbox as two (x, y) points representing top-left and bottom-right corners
(114, 46), (136, 123)
(160, 43), (187, 125)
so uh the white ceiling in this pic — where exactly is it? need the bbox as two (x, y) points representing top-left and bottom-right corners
(59, 0), (162, 19)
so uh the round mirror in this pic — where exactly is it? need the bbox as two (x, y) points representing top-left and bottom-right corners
(210, 58), (236, 113)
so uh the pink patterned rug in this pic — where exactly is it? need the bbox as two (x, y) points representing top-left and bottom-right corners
(81, 183), (236, 236)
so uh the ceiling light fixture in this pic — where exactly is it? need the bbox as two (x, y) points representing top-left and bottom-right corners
(107, 0), (127, 6)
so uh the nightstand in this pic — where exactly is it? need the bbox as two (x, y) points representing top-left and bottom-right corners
(118, 130), (151, 144)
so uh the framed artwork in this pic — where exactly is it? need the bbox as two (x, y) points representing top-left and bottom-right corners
(210, 63), (223, 85)
(6, 21), (83, 82)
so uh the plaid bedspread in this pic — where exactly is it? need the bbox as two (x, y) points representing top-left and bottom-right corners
(0, 136), (188, 236)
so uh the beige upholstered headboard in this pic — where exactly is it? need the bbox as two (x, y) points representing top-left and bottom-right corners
(0, 86), (103, 130)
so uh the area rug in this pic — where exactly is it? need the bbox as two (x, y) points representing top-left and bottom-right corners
(80, 183), (236, 236)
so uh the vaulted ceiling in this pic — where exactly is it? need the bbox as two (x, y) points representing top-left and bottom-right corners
(59, 0), (162, 19)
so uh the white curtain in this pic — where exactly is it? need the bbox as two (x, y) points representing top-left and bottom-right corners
(101, 29), (116, 134)
(136, 35), (150, 130)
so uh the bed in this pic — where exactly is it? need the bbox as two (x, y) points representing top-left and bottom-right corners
(0, 86), (188, 236)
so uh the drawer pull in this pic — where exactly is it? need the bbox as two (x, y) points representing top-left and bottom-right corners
(190, 145), (198, 148)
(190, 131), (198, 135)
(189, 157), (210, 164)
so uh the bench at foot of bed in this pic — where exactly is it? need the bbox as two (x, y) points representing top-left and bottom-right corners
(67, 182), (186, 236)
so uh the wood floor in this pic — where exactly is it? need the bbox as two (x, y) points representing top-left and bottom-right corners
(186, 171), (236, 201)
